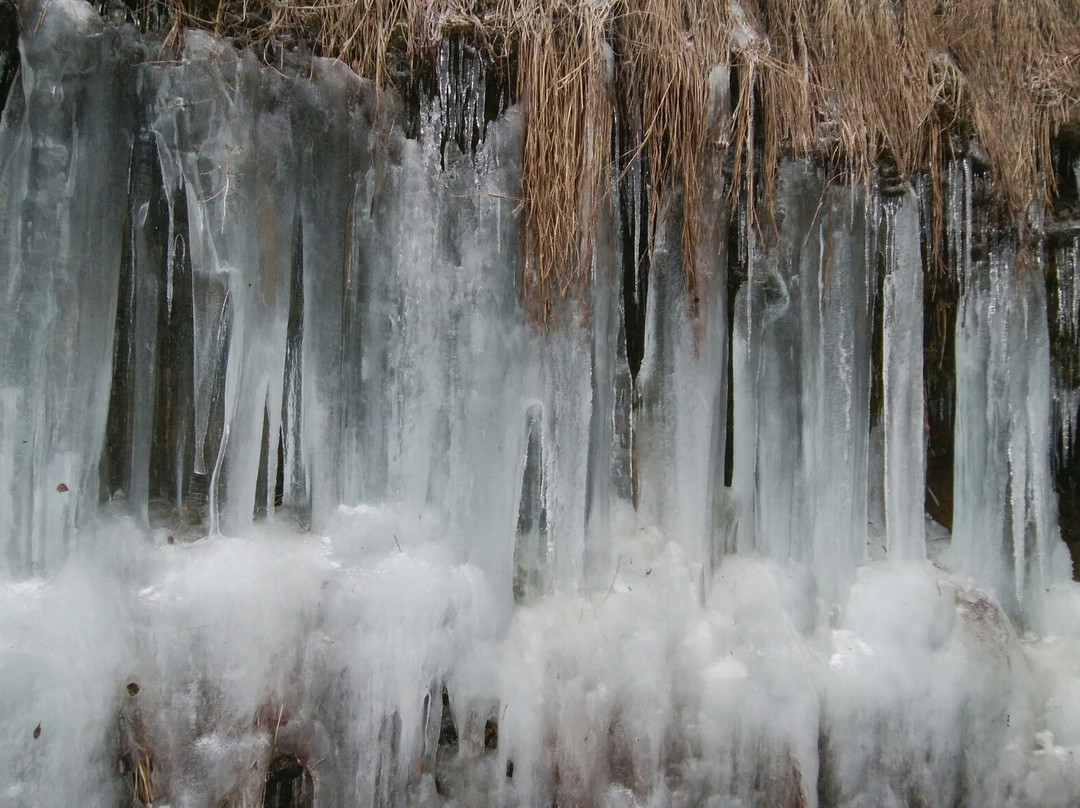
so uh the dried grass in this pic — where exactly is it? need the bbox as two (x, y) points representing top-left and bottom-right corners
(617, 0), (731, 301)
(118, 743), (155, 805)
(132, 755), (154, 805)
(495, 0), (612, 320)
(741, 0), (1080, 240)
(118, 685), (155, 806)
(138, 0), (1080, 317)
(935, 0), (1080, 224)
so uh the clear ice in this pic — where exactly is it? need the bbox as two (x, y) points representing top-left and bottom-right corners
(1, 1), (1080, 806)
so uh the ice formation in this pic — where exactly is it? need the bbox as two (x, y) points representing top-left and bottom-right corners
(2, 1), (1080, 806)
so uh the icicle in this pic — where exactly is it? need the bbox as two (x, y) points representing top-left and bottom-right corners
(513, 404), (549, 603)
(125, 129), (169, 525)
(946, 157), (974, 292)
(731, 162), (873, 599)
(631, 68), (729, 583)
(881, 188), (926, 559)
(1057, 238), (1080, 339)
(583, 173), (623, 585)
(1051, 238), (1080, 462)
(0, 1), (135, 573)
(952, 228), (1070, 626)
(151, 39), (299, 533)
(798, 177), (873, 599)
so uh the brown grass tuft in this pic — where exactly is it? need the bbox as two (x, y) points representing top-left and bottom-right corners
(494, 0), (612, 320)
(132, 755), (154, 805)
(133, 0), (1080, 318)
(617, 0), (731, 302)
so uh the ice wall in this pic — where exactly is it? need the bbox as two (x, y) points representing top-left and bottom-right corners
(948, 161), (1073, 627)
(2, 1), (1080, 806)
(731, 163), (874, 602)
(0, 0), (134, 573)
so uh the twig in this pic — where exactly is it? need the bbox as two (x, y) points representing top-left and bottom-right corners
(601, 556), (621, 605)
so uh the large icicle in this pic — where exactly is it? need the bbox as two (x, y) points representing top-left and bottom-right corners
(798, 177), (874, 601)
(634, 209), (727, 589)
(881, 187), (926, 559)
(293, 58), (374, 527)
(152, 34), (298, 533)
(952, 234), (1071, 625)
(1051, 237), (1080, 461)
(732, 162), (874, 601)
(633, 67), (729, 586)
(0, 1), (135, 573)
(583, 162), (631, 586)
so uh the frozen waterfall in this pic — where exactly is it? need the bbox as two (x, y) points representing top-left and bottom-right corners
(2, 1), (1080, 806)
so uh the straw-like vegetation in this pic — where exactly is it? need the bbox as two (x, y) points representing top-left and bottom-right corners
(131, 755), (154, 806)
(496, 0), (611, 318)
(616, 0), (731, 304)
(743, 0), (1080, 239)
(133, 0), (1080, 317)
(118, 682), (155, 806)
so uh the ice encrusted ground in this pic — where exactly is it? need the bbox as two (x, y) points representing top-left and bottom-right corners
(4, 505), (1080, 806)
